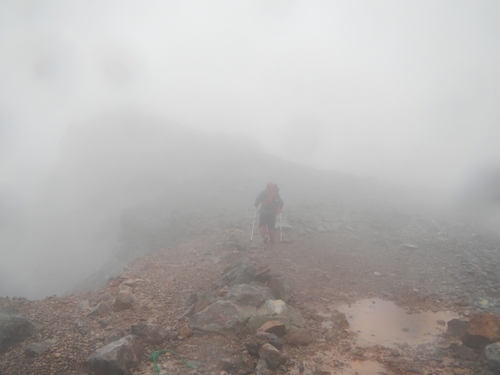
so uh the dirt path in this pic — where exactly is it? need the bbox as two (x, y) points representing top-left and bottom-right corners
(1, 213), (498, 375)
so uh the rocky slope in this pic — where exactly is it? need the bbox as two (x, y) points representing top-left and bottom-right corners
(2, 193), (500, 375)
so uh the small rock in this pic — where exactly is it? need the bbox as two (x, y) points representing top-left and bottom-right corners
(258, 343), (285, 370)
(178, 324), (193, 339)
(113, 290), (135, 311)
(257, 320), (286, 336)
(285, 327), (314, 346)
(256, 358), (270, 375)
(485, 342), (500, 371)
(24, 339), (57, 356)
(218, 358), (233, 372)
(87, 302), (110, 318)
(130, 324), (167, 344)
(74, 318), (90, 335)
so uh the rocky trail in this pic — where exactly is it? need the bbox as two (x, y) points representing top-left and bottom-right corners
(3, 199), (500, 375)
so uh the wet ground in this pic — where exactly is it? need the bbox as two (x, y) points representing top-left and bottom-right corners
(338, 298), (458, 348)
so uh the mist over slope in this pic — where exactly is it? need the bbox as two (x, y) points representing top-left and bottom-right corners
(0, 110), (483, 299)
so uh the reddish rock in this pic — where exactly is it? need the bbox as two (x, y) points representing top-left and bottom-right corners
(178, 324), (193, 339)
(285, 327), (314, 346)
(462, 313), (500, 349)
(258, 320), (286, 336)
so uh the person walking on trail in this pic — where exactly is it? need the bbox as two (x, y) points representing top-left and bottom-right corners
(254, 182), (283, 245)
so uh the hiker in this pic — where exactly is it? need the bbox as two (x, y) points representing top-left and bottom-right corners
(254, 182), (283, 245)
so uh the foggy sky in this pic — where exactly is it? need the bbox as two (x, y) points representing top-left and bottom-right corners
(1, 0), (499, 193)
(1, 1), (500, 298)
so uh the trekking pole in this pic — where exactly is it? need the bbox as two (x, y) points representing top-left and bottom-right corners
(280, 211), (283, 242)
(250, 207), (257, 241)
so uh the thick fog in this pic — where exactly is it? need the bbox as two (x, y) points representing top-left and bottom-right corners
(1, 1), (500, 298)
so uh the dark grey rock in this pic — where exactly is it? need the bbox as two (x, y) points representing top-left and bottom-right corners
(258, 343), (285, 370)
(256, 358), (270, 375)
(24, 339), (57, 356)
(0, 308), (40, 351)
(223, 259), (256, 286)
(74, 318), (90, 335)
(267, 275), (291, 303)
(85, 334), (143, 375)
(130, 324), (167, 344)
(225, 284), (272, 307)
(486, 342), (500, 371)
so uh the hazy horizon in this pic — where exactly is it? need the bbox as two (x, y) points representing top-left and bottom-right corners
(1, 0), (500, 298)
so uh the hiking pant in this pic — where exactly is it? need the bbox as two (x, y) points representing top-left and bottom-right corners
(259, 209), (276, 230)
(259, 209), (277, 244)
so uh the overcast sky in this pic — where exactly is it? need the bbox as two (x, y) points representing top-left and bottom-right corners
(1, 0), (500, 193)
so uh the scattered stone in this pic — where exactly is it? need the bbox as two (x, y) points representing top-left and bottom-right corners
(113, 290), (135, 311)
(24, 339), (57, 356)
(258, 343), (285, 370)
(285, 327), (314, 346)
(85, 334), (143, 375)
(130, 324), (167, 344)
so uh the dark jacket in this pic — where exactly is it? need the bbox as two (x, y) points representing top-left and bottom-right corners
(254, 190), (284, 213)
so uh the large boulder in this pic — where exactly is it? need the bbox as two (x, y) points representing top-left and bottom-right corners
(0, 307), (39, 351)
(223, 259), (256, 286)
(188, 300), (257, 336)
(462, 313), (500, 349)
(225, 284), (273, 307)
(85, 334), (143, 375)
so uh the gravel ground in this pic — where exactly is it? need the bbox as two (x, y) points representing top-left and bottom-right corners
(2, 202), (500, 375)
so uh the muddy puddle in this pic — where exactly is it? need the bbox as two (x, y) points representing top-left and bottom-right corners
(338, 298), (458, 348)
